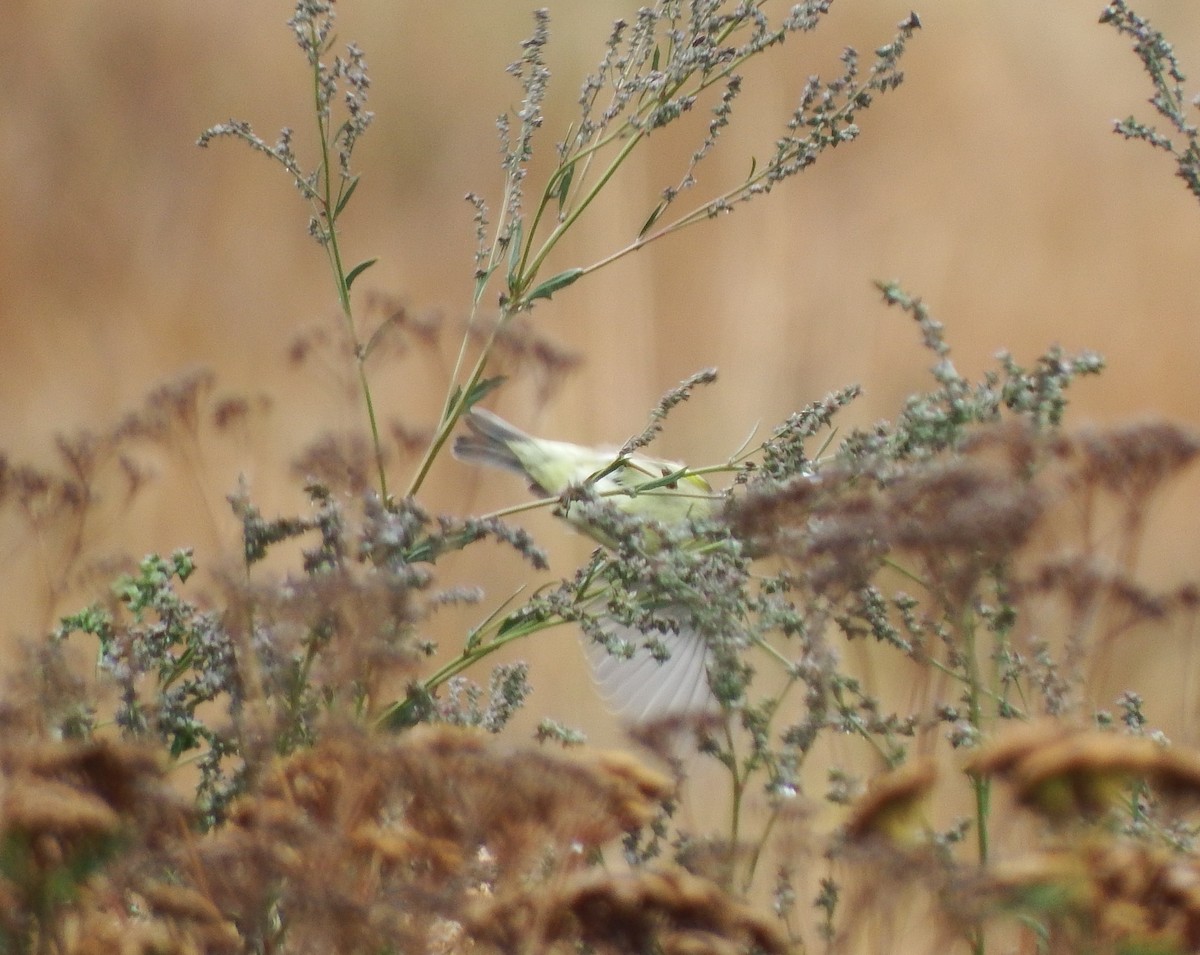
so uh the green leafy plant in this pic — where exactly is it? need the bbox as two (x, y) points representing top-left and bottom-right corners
(1103, 0), (1200, 203)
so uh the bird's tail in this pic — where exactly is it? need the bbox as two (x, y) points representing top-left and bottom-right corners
(452, 408), (532, 477)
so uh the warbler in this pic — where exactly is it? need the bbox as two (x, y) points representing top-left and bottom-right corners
(453, 408), (723, 722)
(453, 408), (720, 532)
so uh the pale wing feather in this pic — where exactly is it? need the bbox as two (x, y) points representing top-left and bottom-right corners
(582, 620), (717, 723)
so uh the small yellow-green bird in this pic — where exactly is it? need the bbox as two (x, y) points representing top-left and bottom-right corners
(453, 408), (722, 723)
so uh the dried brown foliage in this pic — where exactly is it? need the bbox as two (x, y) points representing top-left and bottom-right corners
(843, 757), (938, 846)
(970, 724), (1200, 823)
(0, 723), (682, 955)
(193, 726), (674, 952)
(0, 737), (201, 952)
(983, 840), (1200, 954)
(471, 867), (789, 955)
(730, 430), (1048, 602)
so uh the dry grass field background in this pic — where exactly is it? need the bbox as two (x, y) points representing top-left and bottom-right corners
(3, 0), (1200, 754)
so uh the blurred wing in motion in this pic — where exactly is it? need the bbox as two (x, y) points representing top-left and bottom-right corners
(582, 619), (718, 724)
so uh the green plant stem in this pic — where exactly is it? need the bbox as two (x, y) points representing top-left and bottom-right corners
(827, 680), (896, 765)
(374, 609), (569, 729)
(882, 555), (930, 588)
(378, 571), (619, 728)
(575, 75), (872, 281)
(741, 805), (782, 896)
(415, 69), (542, 487)
(724, 718), (745, 891)
(514, 12), (768, 298)
(517, 131), (645, 290)
(411, 186), (521, 500)
(957, 602), (990, 955)
(405, 313), (511, 498)
(303, 19), (389, 502)
(740, 673), (802, 894)
(959, 605), (989, 862)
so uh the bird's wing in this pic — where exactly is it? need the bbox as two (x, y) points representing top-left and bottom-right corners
(581, 619), (717, 723)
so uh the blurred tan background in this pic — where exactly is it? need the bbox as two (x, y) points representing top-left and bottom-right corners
(3, 0), (1200, 754)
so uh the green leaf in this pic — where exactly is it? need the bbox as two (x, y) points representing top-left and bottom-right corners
(652, 45), (661, 71)
(552, 162), (575, 211)
(401, 533), (441, 564)
(334, 175), (361, 216)
(444, 376), (508, 423)
(496, 614), (524, 638)
(638, 200), (667, 238)
(380, 689), (432, 731)
(466, 375), (506, 407)
(171, 549), (196, 582)
(345, 258), (378, 291)
(58, 604), (111, 638)
(161, 646), (195, 690)
(505, 219), (524, 293)
(526, 268), (584, 303)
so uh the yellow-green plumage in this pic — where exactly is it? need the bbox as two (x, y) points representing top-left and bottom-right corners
(453, 408), (721, 539)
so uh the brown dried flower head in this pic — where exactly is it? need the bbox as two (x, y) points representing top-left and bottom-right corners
(843, 757), (938, 847)
(470, 868), (789, 955)
(985, 840), (1200, 953)
(969, 724), (1200, 822)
